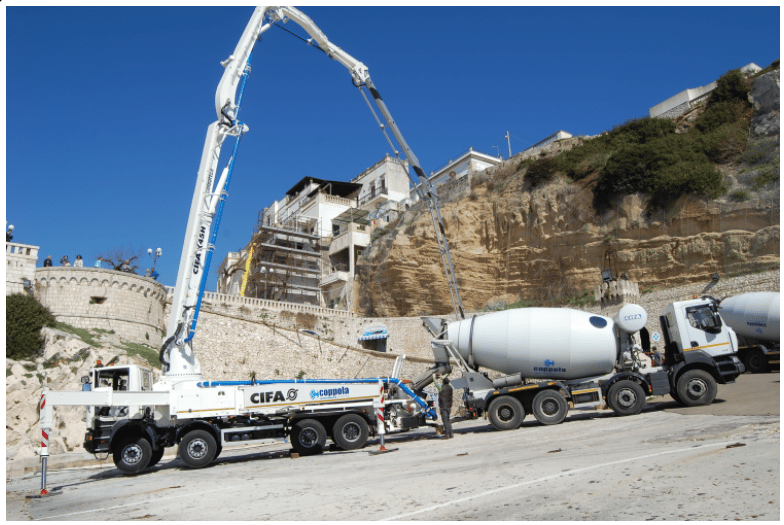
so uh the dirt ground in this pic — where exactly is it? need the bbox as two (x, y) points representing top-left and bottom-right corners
(7, 372), (779, 521)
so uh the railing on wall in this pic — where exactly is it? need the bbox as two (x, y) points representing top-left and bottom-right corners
(163, 286), (354, 318)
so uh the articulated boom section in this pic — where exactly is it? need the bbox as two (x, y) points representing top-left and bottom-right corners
(164, 5), (466, 379)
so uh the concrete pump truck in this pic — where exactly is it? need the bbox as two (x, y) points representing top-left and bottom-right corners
(37, 6), (464, 486)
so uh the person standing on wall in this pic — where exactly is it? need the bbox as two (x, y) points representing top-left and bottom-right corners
(43, 256), (53, 267)
(74, 255), (84, 267)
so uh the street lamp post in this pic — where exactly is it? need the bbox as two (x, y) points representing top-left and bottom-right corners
(147, 247), (162, 280)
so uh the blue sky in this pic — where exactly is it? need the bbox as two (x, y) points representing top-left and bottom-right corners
(5, 5), (780, 292)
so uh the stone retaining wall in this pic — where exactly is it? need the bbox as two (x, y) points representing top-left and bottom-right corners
(199, 270), (780, 361)
(35, 267), (168, 346)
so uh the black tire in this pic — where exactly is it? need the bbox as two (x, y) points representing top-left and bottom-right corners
(291, 419), (327, 456)
(532, 389), (568, 425)
(607, 380), (646, 416)
(676, 369), (717, 406)
(745, 349), (767, 374)
(487, 395), (524, 431)
(670, 389), (684, 406)
(332, 414), (369, 451)
(178, 429), (218, 469)
(113, 436), (152, 475)
(147, 447), (165, 468)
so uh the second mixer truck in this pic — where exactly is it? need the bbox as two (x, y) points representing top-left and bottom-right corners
(720, 291), (780, 373)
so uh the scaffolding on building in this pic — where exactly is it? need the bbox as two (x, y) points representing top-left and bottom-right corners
(242, 210), (324, 306)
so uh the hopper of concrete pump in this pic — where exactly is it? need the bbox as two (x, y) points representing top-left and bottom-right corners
(446, 308), (617, 380)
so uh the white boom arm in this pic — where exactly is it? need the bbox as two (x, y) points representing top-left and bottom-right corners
(163, 6), (464, 382)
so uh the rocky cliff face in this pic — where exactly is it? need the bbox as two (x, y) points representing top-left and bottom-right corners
(357, 70), (780, 318)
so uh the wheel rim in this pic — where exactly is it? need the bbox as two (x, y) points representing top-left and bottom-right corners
(299, 428), (318, 448)
(497, 404), (515, 422)
(341, 423), (361, 443)
(749, 354), (765, 370)
(122, 444), (143, 465)
(187, 438), (209, 459)
(541, 399), (559, 416)
(686, 378), (707, 399)
(617, 388), (638, 408)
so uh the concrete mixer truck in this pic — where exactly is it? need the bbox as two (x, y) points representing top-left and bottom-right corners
(719, 291), (780, 373)
(421, 297), (745, 431)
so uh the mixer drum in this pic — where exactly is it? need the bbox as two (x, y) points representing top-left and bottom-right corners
(447, 308), (618, 380)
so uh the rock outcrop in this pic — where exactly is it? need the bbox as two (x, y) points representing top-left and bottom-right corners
(357, 70), (780, 317)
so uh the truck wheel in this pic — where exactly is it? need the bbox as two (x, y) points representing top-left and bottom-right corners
(147, 447), (165, 468)
(291, 419), (327, 456)
(745, 349), (767, 374)
(607, 380), (645, 416)
(113, 436), (152, 475)
(676, 370), (717, 406)
(532, 390), (568, 425)
(487, 395), (524, 431)
(669, 390), (684, 406)
(332, 414), (369, 451)
(179, 430), (218, 468)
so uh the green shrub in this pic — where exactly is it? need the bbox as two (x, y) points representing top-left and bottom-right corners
(6, 294), (56, 360)
(120, 342), (161, 369)
(729, 189), (750, 202)
(605, 117), (676, 146)
(524, 157), (560, 188)
(593, 132), (726, 211)
(695, 100), (750, 134)
(699, 120), (750, 163)
(706, 69), (751, 108)
(54, 322), (100, 347)
(648, 161), (727, 209)
(740, 137), (779, 166)
(504, 297), (537, 310)
(750, 163), (780, 190)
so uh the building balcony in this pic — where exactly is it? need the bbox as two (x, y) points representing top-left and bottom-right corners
(359, 188), (388, 208)
(320, 271), (349, 288)
(329, 226), (370, 255)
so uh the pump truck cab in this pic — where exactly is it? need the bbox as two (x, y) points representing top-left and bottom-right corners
(422, 296), (744, 431)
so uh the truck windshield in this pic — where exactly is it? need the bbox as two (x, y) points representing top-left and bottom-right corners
(686, 305), (721, 333)
(95, 369), (130, 391)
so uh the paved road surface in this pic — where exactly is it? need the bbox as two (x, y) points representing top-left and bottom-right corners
(7, 373), (779, 521)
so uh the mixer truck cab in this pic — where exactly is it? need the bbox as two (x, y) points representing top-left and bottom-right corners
(657, 297), (745, 406)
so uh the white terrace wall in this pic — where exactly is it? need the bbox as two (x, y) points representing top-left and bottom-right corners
(6, 242), (39, 295)
(35, 267), (168, 346)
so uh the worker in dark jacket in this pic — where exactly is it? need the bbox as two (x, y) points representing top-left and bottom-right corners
(435, 375), (454, 439)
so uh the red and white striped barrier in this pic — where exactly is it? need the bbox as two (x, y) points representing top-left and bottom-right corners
(39, 393), (50, 495)
(375, 380), (387, 451)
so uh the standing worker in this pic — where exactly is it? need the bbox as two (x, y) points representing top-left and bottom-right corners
(433, 374), (454, 439)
